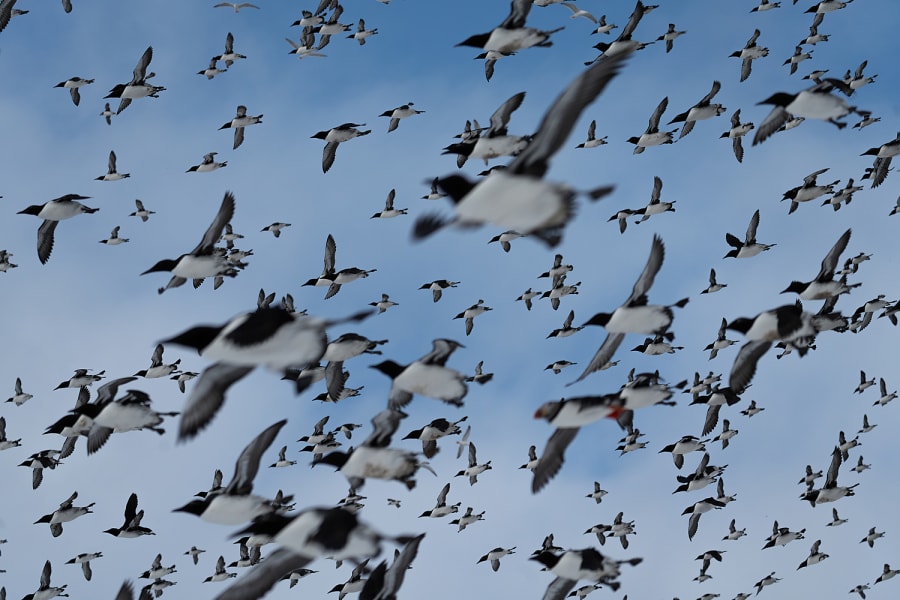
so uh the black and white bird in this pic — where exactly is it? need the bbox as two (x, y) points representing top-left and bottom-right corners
(214, 507), (412, 600)
(18, 194), (98, 264)
(55, 76), (93, 106)
(23, 560), (68, 600)
(532, 393), (626, 492)
(724, 209), (775, 259)
(370, 338), (472, 409)
(315, 409), (435, 490)
(175, 420), (289, 524)
(141, 191), (239, 294)
(573, 235), (688, 383)
(95, 150), (130, 181)
(34, 491), (95, 537)
(415, 49), (632, 247)
(220, 105), (262, 150)
(726, 301), (821, 394)
(668, 80), (726, 138)
(163, 305), (370, 438)
(104, 492), (155, 538)
(627, 96), (676, 154)
(311, 123), (371, 173)
(379, 102), (424, 133)
(753, 78), (856, 145)
(105, 46), (165, 114)
(781, 228), (853, 300)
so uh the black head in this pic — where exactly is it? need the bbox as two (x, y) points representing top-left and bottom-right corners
(583, 312), (612, 327)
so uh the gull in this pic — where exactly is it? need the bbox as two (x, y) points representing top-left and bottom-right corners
(214, 2), (259, 12)
(560, 2), (597, 23)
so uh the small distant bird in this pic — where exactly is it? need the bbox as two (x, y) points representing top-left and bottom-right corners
(369, 293), (398, 313)
(99, 225), (128, 246)
(55, 76), (93, 106)
(105, 46), (165, 115)
(417, 51), (631, 247)
(141, 191), (238, 294)
(724, 209), (775, 259)
(220, 105), (262, 150)
(96, 150), (130, 181)
(348, 18), (377, 45)
(214, 2), (259, 12)
(576, 119), (607, 148)
(420, 279), (459, 303)
(129, 199), (155, 222)
(105, 492), (155, 538)
(371, 189), (407, 219)
(66, 552), (101, 581)
(380, 102), (424, 133)
(702, 268), (726, 294)
(261, 222), (291, 237)
(23, 561), (68, 600)
(6, 377), (32, 406)
(204, 556), (235, 583)
(187, 152), (228, 173)
(198, 56), (227, 79)
(216, 32), (246, 67)
(18, 193), (99, 264)
(311, 123), (371, 173)
(860, 526), (885, 548)
(175, 420), (289, 524)
(185, 546), (206, 565)
(669, 80), (726, 139)
(632, 175), (675, 223)
(454, 299), (492, 336)
(545, 360), (577, 374)
(721, 109), (754, 162)
(573, 235), (688, 383)
(656, 23), (686, 52)
(628, 96), (676, 154)
(730, 29), (769, 83)
(478, 547), (516, 571)
(99, 102), (114, 125)
(0, 416), (21, 450)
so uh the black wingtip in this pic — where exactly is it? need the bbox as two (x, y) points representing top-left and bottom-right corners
(412, 214), (451, 241)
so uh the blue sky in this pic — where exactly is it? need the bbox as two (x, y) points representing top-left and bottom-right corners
(2, 0), (900, 598)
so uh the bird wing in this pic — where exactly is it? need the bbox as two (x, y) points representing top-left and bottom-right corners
(225, 419), (287, 495)
(509, 48), (632, 177)
(192, 191), (236, 255)
(572, 332), (625, 384)
(532, 427), (579, 493)
(178, 363), (255, 441)
(729, 340), (772, 394)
